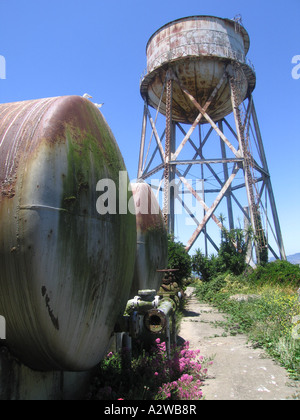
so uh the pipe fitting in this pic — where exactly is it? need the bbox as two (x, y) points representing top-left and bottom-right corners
(144, 299), (173, 333)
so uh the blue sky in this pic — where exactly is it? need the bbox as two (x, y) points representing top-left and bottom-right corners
(0, 0), (299, 256)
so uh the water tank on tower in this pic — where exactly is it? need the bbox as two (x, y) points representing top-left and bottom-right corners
(140, 15), (256, 124)
(138, 15), (285, 264)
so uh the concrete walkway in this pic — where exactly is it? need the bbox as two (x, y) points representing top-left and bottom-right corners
(180, 287), (300, 400)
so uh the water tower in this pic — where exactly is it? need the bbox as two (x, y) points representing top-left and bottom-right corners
(137, 15), (285, 263)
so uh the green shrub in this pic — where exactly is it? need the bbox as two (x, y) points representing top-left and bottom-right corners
(194, 273), (228, 303)
(247, 260), (300, 287)
(167, 235), (192, 287)
(191, 250), (218, 282)
(192, 228), (249, 281)
(217, 228), (248, 275)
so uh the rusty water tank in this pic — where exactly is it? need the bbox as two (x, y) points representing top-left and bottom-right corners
(130, 182), (168, 297)
(140, 15), (256, 123)
(0, 95), (137, 371)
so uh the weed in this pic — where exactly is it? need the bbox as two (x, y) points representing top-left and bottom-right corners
(194, 269), (300, 380)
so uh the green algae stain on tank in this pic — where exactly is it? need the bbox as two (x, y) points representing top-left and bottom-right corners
(57, 104), (136, 328)
(61, 105), (127, 215)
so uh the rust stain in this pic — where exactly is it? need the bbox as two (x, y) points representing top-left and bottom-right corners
(0, 96), (110, 201)
(41, 286), (59, 331)
(0, 98), (56, 199)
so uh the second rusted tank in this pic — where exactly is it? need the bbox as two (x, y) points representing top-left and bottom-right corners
(130, 182), (168, 297)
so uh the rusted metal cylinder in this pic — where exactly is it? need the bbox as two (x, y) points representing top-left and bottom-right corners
(140, 15), (256, 124)
(130, 182), (168, 297)
(0, 95), (137, 371)
(144, 299), (173, 333)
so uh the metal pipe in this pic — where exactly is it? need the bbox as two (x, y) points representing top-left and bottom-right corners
(144, 300), (173, 333)
(125, 299), (154, 316)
